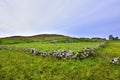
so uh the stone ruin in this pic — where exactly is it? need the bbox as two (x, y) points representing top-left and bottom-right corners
(109, 35), (119, 40)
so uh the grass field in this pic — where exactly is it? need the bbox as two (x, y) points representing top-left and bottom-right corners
(0, 38), (120, 80)
(7, 42), (100, 52)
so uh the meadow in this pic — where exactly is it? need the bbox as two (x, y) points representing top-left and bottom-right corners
(0, 36), (120, 80)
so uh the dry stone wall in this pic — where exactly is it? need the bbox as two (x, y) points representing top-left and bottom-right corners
(1, 42), (119, 64)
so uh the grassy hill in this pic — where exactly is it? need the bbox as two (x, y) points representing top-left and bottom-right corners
(0, 34), (120, 80)
(0, 34), (74, 44)
(4, 34), (71, 40)
(0, 34), (105, 45)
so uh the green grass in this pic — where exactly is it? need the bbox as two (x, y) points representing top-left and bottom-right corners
(7, 42), (99, 52)
(0, 40), (120, 80)
(98, 40), (120, 57)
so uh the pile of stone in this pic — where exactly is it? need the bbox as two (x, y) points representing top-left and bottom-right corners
(110, 57), (120, 64)
(0, 45), (12, 50)
(75, 47), (96, 59)
(29, 47), (97, 60)
(30, 48), (74, 58)
(52, 50), (74, 58)
(29, 48), (50, 56)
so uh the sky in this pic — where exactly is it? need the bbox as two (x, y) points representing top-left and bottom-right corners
(0, 0), (120, 38)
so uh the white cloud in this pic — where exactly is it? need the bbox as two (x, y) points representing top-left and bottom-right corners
(0, 0), (120, 37)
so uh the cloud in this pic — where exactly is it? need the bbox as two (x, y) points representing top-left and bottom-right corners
(0, 0), (120, 37)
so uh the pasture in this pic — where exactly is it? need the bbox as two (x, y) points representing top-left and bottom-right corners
(0, 38), (120, 80)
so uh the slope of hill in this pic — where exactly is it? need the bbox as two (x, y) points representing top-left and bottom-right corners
(0, 34), (106, 45)
(5, 34), (71, 39)
(0, 34), (73, 44)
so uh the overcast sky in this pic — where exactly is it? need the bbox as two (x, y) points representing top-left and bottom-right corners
(0, 0), (120, 38)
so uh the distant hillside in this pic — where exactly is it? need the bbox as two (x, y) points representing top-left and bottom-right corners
(29, 34), (71, 38)
(0, 34), (74, 44)
(0, 34), (107, 45)
(5, 34), (70, 39)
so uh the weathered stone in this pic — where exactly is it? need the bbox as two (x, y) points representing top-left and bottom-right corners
(70, 55), (77, 59)
(41, 52), (49, 57)
(110, 57), (120, 64)
(51, 50), (74, 59)
(30, 48), (36, 54)
(65, 50), (74, 58)
(35, 50), (41, 56)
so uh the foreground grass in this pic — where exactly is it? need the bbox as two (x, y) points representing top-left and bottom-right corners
(0, 41), (120, 80)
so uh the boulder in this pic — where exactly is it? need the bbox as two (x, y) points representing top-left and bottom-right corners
(110, 57), (120, 64)
(41, 52), (49, 57)
(65, 50), (74, 58)
(30, 48), (36, 54)
(52, 50), (74, 59)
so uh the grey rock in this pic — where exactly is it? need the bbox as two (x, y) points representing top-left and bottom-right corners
(30, 48), (36, 54)
(110, 57), (120, 64)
